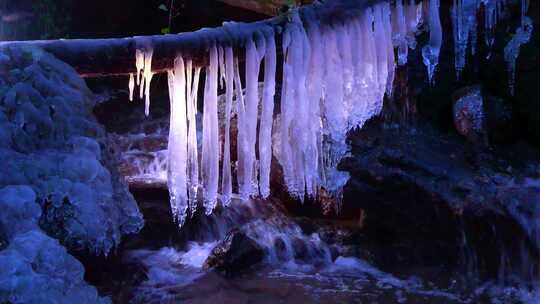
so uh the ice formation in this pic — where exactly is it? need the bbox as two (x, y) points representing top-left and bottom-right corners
(450, 0), (532, 81)
(422, 0), (442, 84)
(133, 46), (154, 116)
(129, 73), (135, 101)
(149, 1), (411, 222)
(451, 0), (479, 79)
(504, 7), (533, 95)
(0, 46), (143, 302)
(129, 0), (532, 223)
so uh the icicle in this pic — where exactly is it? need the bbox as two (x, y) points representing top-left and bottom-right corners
(184, 59), (199, 216)
(305, 11), (323, 197)
(280, 19), (295, 198)
(374, 5), (390, 101)
(135, 49), (144, 86)
(451, 0), (478, 79)
(405, 0), (423, 50)
(238, 35), (264, 199)
(258, 29), (276, 199)
(188, 65), (201, 217)
(167, 56), (189, 226)
(143, 47), (154, 116)
(504, 16), (533, 96)
(383, 2), (396, 96)
(280, 11), (312, 200)
(422, 0), (442, 84)
(201, 45), (219, 214)
(393, 0), (409, 65)
(128, 73), (134, 102)
(233, 56), (247, 199)
(218, 45), (226, 90)
(220, 46), (234, 206)
(321, 20), (349, 199)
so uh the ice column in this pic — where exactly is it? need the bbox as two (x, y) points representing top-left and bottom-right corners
(504, 16), (533, 95)
(405, 0), (423, 50)
(422, 0), (442, 84)
(280, 11), (314, 200)
(239, 36), (264, 199)
(129, 73), (134, 101)
(221, 46), (234, 205)
(451, 0), (479, 79)
(392, 0), (409, 65)
(143, 48), (154, 116)
(167, 56), (189, 226)
(187, 61), (201, 216)
(133, 46), (154, 115)
(258, 29), (276, 199)
(201, 45), (219, 214)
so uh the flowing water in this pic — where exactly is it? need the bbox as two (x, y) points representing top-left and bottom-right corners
(96, 193), (540, 304)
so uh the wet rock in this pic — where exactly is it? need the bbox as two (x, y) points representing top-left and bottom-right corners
(203, 229), (264, 277)
(339, 122), (540, 280)
(452, 85), (486, 145)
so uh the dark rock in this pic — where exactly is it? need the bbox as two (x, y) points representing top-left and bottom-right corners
(203, 229), (264, 277)
(338, 122), (540, 280)
(291, 237), (308, 260)
(0, 226), (7, 251)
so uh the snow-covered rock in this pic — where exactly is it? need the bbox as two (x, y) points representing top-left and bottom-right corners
(0, 45), (143, 254)
(0, 45), (143, 302)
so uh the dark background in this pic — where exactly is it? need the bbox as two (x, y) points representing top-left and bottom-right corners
(0, 0), (266, 40)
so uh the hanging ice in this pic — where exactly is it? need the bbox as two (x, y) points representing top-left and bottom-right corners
(258, 29), (276, 199)
(221, 46), (234, 205)
(451, 0), (478, 79)
(239, 36), (263, 199)
(187, 61), (201, 216)
(405, 0), (423, 50)
(127, 0), (535, 224)
(167, 56), (189, 226)
(201, 45), (219, 214)
(135, 49), (144, 86)
(129, 73), (134, 102)
(504, 16), (533, 96)
(143, 48), (154, 116)
(133, 45), (154, 115)
(422, 0), (442, 84)
(392, 0), (409, 65)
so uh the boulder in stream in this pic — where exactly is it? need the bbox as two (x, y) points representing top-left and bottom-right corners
(203, 229), (264, 277)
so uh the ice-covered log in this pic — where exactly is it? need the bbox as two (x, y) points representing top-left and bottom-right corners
(0, 0), (387, 77)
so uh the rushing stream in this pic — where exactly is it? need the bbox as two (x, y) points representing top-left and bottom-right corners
(87, 191), (540, 304)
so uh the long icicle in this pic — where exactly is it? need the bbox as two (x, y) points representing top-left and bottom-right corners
(188, 65), (201, 217)
(258, 29), (276, 199)
(221, 46), (234, 205)
(242, 36), (264, 199)
(167, 55), (189, 226)
(201, 44), (219, 214)
(143, 47), (154, 116)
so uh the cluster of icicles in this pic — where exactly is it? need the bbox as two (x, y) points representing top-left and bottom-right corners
(127, 0), (532, 226)
(127, 0), (431, 226)
(451, 0), (532, 93)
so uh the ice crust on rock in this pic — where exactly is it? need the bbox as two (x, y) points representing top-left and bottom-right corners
(0, 186), (110, 304)
(0, 46), (143, 253)
(0, 44), (144, 303)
